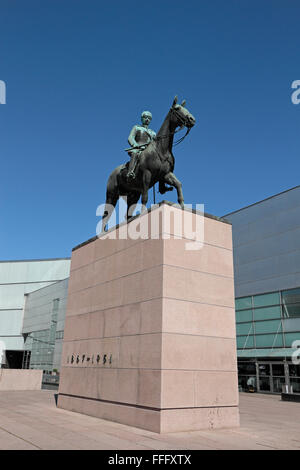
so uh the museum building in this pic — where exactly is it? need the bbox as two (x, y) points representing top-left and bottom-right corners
(0, 258), (70, 370)
(224, 185), (300, 394)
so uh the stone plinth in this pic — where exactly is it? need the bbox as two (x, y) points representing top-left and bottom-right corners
(0, 370), (42, 390)
(58, 202), (239, 432)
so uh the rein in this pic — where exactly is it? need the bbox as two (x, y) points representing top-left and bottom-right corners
(173, 127), (191, 146)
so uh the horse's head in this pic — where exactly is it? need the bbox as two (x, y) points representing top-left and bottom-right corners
(169, 96), (196, 129)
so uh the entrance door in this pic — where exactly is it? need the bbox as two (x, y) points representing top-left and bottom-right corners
(5, 350), (24, 369)
(271, 363), (286, 393)
(258, 363), (271, 392)
(257, 362), (287, 393)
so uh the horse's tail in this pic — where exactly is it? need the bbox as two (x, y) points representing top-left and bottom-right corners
(101, 166), (122, 231)
(105, 165), (124, 203)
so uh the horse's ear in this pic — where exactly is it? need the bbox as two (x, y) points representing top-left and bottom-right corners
(181, 100), (186, 107)
(172, 96), (178, 106)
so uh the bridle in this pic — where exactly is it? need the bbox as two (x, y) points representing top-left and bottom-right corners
(155, 106), (192, 147)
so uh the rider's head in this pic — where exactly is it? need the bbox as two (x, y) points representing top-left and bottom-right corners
(141, 111), (152, 126)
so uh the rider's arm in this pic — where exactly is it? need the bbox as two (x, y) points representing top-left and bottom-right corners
(128, 126), (138, 147)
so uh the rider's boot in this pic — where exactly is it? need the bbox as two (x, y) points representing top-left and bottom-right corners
(127, 155), (138, 181)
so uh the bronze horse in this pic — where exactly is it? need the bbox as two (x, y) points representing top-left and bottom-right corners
(101, 96), (195, 231)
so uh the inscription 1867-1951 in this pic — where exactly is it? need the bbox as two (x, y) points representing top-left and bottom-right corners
(67, 353), (112, 366)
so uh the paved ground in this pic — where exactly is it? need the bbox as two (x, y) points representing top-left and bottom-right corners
(0, 391), (299, 450)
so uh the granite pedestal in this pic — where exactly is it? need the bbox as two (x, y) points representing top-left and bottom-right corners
(58, 203), (239, 432)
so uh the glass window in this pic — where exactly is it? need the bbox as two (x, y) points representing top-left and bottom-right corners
(238, 375), (248, 392)
(235, 297), (252, 310)
(236, 322), (253, 336)
(236, 309), (252, 323)
(272, 377), (286, 393)
(284, 332), (300, 347)
(282, 288), (300, 305)
(236, 335), (254, 349)
(258, 364), (270, 376)
(289, 364), (300, 377)
(55, 330), (64, 340)
(238, 375), (257, 392)
(290, 378), (300, 393)
(238, 362), (256, 375)
(53, 298), (60, 311)
(272, 364), (285, 376)
(282, 303), (300, 318)
(253, 292), (280, 308)
(255, 320), (282, 335)
(255, 333), (284, 348)
(29, 328), (53, 369)
(254, 306), (281, 321)
(259, 376), (271, 391)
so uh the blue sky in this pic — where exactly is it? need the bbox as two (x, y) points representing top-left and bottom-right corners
(0, 0), (299, 260)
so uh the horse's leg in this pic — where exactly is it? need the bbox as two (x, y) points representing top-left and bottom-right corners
(102, 191), (119, 232)
(141, 170), (151, 212)
(159, 179), (173, 194)
(163, 172), (184, 209)
(126, 192), (140, 220)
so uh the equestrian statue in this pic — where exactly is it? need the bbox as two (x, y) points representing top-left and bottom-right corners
(101, 96), (196, 231)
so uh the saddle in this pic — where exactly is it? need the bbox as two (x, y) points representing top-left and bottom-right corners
(120, 157), (141, 181)
(121, 145), (148, 180)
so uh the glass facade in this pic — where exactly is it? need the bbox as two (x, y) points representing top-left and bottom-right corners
(236, 287), (300, 394)
(23, 299), (60, 373)
(29, 329), (53, 371)
(281, 288), (300, 318)
(235, 288), (300, 351)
